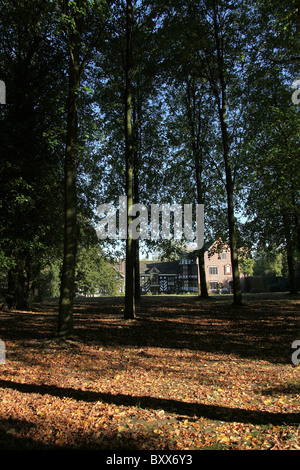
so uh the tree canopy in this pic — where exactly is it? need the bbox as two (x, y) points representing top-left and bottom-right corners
(0, 0), (299, 329)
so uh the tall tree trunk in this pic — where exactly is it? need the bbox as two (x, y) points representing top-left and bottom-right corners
(133, 166), (140, 301)
(197, 250), (208, 297)
(186, 78), (208, 298)
(226, 178), (242, 305)
(219, 106), (242, 305)
(14, 263), (27, 309)
(124, 0), (135, 319)
(195, 155), (208, 298)
(57, 2), (82, 336)
(4, 269), (15, 310)
(291, 189), (300, 256)
(212, 0), (242, 306)
(133, 237), (140, 301)
(4, 263), (27, 310)
(282, 211), (298, 294)
(133, 94), (141, 301)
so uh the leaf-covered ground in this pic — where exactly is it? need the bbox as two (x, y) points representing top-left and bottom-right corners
(0, 294), (299, 450)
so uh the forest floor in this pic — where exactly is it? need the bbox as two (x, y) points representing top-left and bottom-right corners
(0, 293), (299, 451)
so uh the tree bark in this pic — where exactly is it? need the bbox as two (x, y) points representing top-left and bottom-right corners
(291, 189), (300, 256)
(124, 0), (136, 319)
(133, 180), (141, 302)
(212, 0), (242, 306)
(226, 180), (242, 305)
(57, 2), (82, 336)
(195, 153), (208, 298)
(4, 263), (27, 310)
(282, 211), (298, 294)
(186, 78), (208, 298)
(197, 250), (208, 297)
(133, 93), (142, 301)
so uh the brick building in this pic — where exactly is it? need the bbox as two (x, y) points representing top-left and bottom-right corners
(140, 261), (180, 295)
(204, 241), (233, 293)
(135, 240), (238, 295)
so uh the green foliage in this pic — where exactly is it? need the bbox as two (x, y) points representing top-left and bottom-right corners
(75, 246), (123, 296)
(0, 0), (299, 309)
(239, 256), (255, 277)
(34, 261), (62, 300)
(0, 0), (66, 307)
(253, 251), (284, 277)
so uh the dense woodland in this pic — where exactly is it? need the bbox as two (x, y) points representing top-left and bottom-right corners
(0, 0), (299, 336)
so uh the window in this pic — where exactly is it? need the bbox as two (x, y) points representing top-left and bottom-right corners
(209, 281), (218, 290)
(209, 266), (218, 275)
(224, 265), (231, 275)
(191, 265), (197, 275)
(168, 278), (174, 285)
(221, 252), (227, 260)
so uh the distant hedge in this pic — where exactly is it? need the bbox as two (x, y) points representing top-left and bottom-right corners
(243, 275), (300, 293)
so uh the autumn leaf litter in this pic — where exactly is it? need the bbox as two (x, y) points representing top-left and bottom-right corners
(0, 295), (299, 450)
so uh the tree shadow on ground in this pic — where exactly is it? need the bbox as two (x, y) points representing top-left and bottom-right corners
(0, 417), (49, 450)
(73, 296), (299, 364)
(260, 384), (300, 396)
(0, 296), (299, 364)
(0, 379), (299, 427)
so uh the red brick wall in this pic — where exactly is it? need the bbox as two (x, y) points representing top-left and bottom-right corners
(204, 246), (232, 291)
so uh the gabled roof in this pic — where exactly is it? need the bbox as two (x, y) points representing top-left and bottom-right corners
(148, 266), (160, 274)
(185, 240), (213, 255)
(140, 260), (180, 275)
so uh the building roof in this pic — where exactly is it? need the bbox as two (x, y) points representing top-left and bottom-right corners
(115, 241), (224, 277)
(140, 260), (180, 275)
